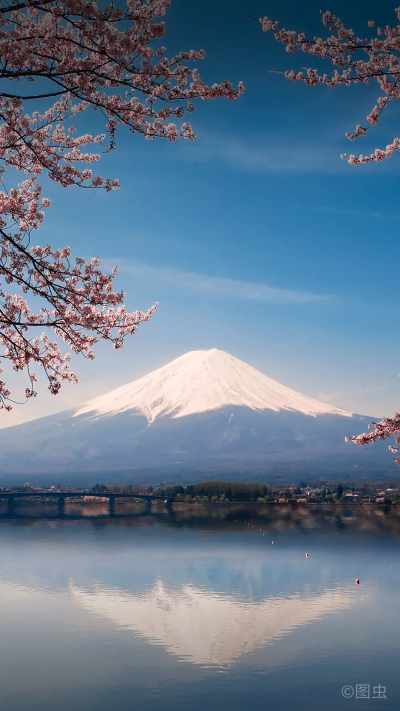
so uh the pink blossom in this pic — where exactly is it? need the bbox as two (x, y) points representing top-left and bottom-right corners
(347, 414), (400, 465)
(0, 0), (243, 409)
(251, 12), (400, 456)
(251, 8), (400, 164)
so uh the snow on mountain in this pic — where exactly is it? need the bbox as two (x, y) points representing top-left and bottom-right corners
(74, 348), (352, 423)
(0, 348), (393, 483)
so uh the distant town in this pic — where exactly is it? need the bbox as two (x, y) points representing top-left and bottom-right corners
(1, 481), (399, 505)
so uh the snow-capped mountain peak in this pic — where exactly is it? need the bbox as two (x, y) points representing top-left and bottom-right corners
(73, 348), (352, 423)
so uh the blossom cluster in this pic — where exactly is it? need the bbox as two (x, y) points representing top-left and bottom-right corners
(255, 7), (400, 457)
(0, 0), (243, 407)
(255, 7), (400, 164)
(346, 414), (400, 465)
(0, 236), (158, 409)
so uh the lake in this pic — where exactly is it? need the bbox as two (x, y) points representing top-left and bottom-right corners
(0, 502), (399, 711)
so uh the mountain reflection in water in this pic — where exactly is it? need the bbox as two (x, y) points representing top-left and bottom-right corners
(0, 504), (399, 711)
(71, 581), (363, 667)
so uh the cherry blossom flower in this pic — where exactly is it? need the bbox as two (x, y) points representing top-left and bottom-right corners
(251, 7), (400, 164)
(0, 0), (243, 409)
(252, 7), (400, 458)
(346, 414), (400, 465)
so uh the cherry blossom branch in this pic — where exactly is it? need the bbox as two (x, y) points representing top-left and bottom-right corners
(254, 6), (400, 460)
(253, 7), (400, 164)
(0, 0), (55, 14)
(0, 0), (243, 408)
(346, 414), (400, 465)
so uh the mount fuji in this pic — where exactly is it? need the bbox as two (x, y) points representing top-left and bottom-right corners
(0, 349), (394, 484)
(75, 348), (353, 422)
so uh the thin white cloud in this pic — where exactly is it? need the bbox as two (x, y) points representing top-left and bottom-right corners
(307, 206), (395, 220)
(109, 259), (331, 305)
(174, 131), (349, 175)
(204, 137), (340, 175)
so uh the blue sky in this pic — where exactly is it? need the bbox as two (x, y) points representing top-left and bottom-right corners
(3, 0), (400, 427)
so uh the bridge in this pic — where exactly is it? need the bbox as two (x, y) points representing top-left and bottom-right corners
(0, 491), (174, 514)
(0, 491), (173, 502)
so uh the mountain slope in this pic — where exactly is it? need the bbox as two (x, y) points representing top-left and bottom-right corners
(74, 348), (352, 422)
(0, 349), (394, 483)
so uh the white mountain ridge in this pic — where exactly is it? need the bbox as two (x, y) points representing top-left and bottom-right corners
(74, 348), (353, 423)
(1, 347), (389, 482)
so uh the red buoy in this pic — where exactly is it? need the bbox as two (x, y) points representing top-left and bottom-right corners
(272, 541), (275, 544)
(356, 579), (360, 585)
(306, 553), (309, 558)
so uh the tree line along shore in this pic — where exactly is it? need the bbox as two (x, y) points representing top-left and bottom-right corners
(1, 481), (399, 505)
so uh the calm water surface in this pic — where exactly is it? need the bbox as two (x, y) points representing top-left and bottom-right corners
(0, 503), (399, 711)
